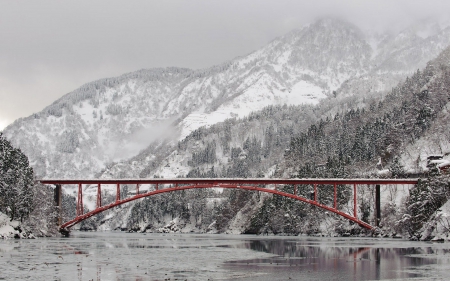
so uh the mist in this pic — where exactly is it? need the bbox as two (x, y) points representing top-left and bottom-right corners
(109, 119), (178, 162)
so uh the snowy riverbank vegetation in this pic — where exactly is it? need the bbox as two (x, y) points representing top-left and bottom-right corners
(0, 133), (58, 238)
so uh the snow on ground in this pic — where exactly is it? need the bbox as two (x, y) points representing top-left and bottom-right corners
(274, 50), (292, 72)
(179, 79), (326, 140)
(430, 159), (450, 169)
(0, 212), (20, 239)
(74, 101), (96, 126)
(154, 150), (191, 178)
(287, 81), (327, 104)
(421, 199), (450, 241)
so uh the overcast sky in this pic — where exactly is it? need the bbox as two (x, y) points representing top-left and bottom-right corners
(1, 0), (449, 130)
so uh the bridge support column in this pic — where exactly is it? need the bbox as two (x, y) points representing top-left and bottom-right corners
(294, 185), (297, 196)
(97, 184), (102, 208)
(136, 184), (139, 195)
(54, 184), (62, 226)
(116, 183), (120, 202)
(314, 184), (317, 202)
(77, 183), (83, 216)
(354, 183), (357, 218)
(376, 184), (381, 227)
(334, 183), (337, 209)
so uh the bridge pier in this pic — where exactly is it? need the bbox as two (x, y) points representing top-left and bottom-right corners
(314, 184), (317, 202)
(375, 184), (381, 227)
(116, 183), (120, 202)
(54, 184), (71, 236)
(353, 183), (357, 218)
(76, 183), (83, 216)
(334, 183), (337, 209)
(97, 183), (102, 208)
(60, 227), (70, 237)
(53, 184), (62, 226)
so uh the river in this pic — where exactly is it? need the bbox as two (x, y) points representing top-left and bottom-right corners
(1, 232), (450, 280)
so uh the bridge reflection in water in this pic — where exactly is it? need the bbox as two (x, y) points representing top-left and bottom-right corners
(40, 178), (418, 233)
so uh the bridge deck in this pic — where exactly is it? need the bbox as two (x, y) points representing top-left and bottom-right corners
(40, 178), (419, 185)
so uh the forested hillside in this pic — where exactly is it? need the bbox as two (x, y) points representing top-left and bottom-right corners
(116, 46), (450, 237)
(285, 46), (450, 176)
(258, 47), (450, 237)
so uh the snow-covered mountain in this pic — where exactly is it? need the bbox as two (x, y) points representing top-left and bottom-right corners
(3, 18), (450, 179)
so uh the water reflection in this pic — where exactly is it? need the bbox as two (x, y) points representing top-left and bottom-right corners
(1, 233), (450, 280)
(224, 238), (450, 280)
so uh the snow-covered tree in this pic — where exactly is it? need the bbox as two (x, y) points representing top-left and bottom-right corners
(0, 133), (35, 221)
(389, 157), (406, 178)
(396, 176), (450, 238)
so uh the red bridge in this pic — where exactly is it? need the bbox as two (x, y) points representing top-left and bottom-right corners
(40, 178), (418, 232)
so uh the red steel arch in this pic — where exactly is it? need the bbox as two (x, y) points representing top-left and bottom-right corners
(40, 178), (418, 232)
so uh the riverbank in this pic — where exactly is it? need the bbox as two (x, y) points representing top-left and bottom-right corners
(0, 212), (20, 239)
(0, 212), (36, 239)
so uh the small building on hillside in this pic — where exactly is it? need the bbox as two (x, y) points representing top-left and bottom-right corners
(315, 163), (327, 171)
(426, 155), (444, 168)
(426, 155), (450, 174)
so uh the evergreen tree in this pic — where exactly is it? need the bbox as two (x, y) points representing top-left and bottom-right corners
(0, 133), (35, 221)
(397, 177), (450, 238)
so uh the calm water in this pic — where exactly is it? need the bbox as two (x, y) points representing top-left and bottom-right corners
(1, 232), (450, 280)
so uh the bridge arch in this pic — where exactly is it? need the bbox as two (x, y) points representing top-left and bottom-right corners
(40, 178), (418, 232)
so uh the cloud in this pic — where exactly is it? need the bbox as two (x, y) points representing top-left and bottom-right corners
(1, 0), (450, 128)
(110, 119), (177, 162)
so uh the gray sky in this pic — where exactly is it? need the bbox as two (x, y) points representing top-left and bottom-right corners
(1, 0), (449, 130)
